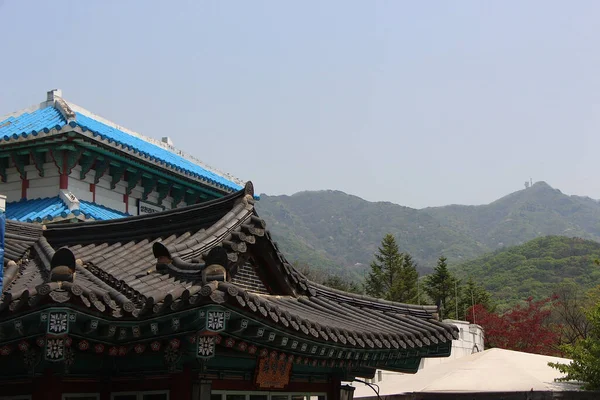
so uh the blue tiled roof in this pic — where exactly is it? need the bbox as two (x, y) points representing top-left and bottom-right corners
(72, 113), (242, 191)
(0, 105), (242, 192)
(0, 107), (66, 140)
(79, 199), (129, 221)
(5, 197), (129, 223)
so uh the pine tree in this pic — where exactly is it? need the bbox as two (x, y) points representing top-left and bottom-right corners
(424, 256), (459, 319)
(392, 253), (419, 303)
(365, 234), (419, 303)
(458, 276), (493, 320)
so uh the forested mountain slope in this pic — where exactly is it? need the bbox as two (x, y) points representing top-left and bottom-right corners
(256, 182), (600, 276)
(451, 236), (600, 306)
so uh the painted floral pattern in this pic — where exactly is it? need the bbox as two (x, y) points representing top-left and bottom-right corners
(46, 338), (64, 361)
(48, 312), (68, 334)
(207, 311), (225, 331)
(196, 336), (215, 358)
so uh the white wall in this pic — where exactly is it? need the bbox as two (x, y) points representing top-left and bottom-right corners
(68, 176), (93, 203)
(5, 156), (192, 216)
(95, 185), (126, 213)
(4, 168), (23, 202)
(26, 163), (60, 200)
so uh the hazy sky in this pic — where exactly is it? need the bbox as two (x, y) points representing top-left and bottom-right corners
(2, 1), (600, 208)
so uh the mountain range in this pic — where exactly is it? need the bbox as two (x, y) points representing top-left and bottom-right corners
(255, 181), (600, 278)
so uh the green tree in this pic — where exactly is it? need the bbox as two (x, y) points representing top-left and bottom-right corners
(458, 276), (494, 320)
(424, 256), (460, 319)
(322, 275), (363, 294)
(365, 234), (419, 303)
(392, 253), (419, 303)
(549, 302), (600, 390)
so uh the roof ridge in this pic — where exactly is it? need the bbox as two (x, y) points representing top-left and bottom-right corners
(43, 185), (251, 246)
(308, 280), (439, 315)
(0, 90), (245, 192)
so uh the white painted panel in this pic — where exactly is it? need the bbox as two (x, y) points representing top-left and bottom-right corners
(161, 196), (173, 210)
(6, 169), (21, 183)
(128, 196), (138, 216)
(42, 162), (60, 178)
(95, 186), (126, 213)
(4, 190), (21, 202)
(28, 176), (59, 189)
(96, 175), (111, 190)
(23, 163), (60, 179)
(96, 174), (126, 194)
(68, 165), (81, 180)
(28, 186), (58, 200)
(129, 185), (144, 200)
(114, 181), (126, 195)
(74, 189), (93, 203)
(24, 165), (42, 180)
(68, 177), (90, 192)
(82, 173), (94, 184)
(1, 181), (22, 192)
(146, 192), (159, 203)
(69, 178), (93, 202)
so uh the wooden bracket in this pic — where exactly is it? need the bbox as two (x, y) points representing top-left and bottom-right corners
(94, 159), (110, 184)
(30, 150), (45, 177)
(126, 169), (143, 196)
(79, 154), (99, 180)
(110, 164), (126, 189)
(141, 175), (157, 200)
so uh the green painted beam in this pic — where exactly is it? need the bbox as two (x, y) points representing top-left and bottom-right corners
(73, 139), (227, 199)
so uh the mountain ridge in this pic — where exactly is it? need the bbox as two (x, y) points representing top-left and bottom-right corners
(255, 181), (600, 277)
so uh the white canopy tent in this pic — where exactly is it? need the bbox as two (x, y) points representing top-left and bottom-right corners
(352, 348), (581, 397)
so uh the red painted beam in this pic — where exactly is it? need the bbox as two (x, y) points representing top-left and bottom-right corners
(60, 173), (68, 190)
(21, 178), (28, 199)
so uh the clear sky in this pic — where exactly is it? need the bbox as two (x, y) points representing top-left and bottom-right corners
(1, 0), (599, 208)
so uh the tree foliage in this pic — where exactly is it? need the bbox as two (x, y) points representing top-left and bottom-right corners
(453, 236), (600, 309)
(423, 256), (460, 319)
(322, 275), (363, 294)
(258, 181), (600, 279)
(549, 300), (600, 390)
(365, 234), (419, 303)
(295, 262), (362, 294)
(467, 297), (559, 356)
(551, 280), (599, 347)
(458, 277), (494, 321)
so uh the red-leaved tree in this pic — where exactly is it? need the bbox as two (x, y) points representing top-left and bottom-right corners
(467, 296), (560, 356)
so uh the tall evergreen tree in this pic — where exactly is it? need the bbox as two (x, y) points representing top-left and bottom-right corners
(391, 253), (419, 303)
(365, 234), (419, 303)
(424, 256), (459, 319)
(458, 276), (493, 320)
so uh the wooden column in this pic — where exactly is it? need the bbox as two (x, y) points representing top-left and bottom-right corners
(21, 178), (28, 199)
(171, 366), (193, 400)
(33, 369), (61, 400)
(330, 377), (342, 400)
(192, 380), (212, 400)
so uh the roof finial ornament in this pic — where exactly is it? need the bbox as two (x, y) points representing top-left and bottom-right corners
(152, 242), (173, 271)
(244, 181), (254, 197)
(49, 247), (76, 283)
(202, 246), (229, 284)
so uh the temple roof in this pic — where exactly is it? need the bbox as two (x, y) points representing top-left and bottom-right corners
(0, 182), (458, 357)
(0, 90), (243, 193)
(6, 196), (129, 223)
